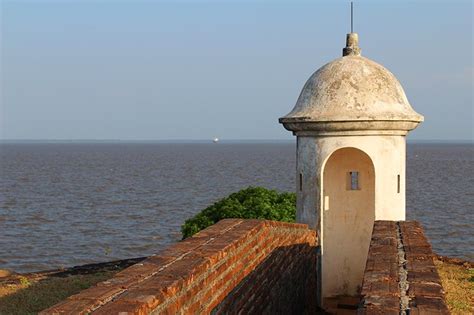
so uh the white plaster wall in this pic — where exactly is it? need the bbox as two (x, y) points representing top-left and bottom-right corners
(296, 136), (322, 304)
(315, 135), (406, 222)
(296, 134), (407, 300)
(322, 147), (375, 297)
(296, 137), (320, 230)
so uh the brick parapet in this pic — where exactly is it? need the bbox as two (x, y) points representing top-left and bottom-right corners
(40, 219), (317, 314)
(358, 220), (449, 315)
(399, 221), (449, 315)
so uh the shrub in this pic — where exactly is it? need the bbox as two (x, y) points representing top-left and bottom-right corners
(181, 186), (296, 239)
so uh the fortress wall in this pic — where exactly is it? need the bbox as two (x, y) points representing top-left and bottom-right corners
(40, 219), (318, 315)
(359, 220), (449, 314)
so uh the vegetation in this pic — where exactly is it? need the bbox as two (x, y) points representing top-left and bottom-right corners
(181, 186), (296, 239)
(0, 257), (143, 315)
(0, 271), (116, 315)
(434, 257), (474, 314)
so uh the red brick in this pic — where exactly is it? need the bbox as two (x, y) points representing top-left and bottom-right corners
(189, 219), (242, 239)
(409, 297), (449, 314)
(408, 282), (444, 297)
(114, 261), (160, 280)
(43, 220), (317, 314)
(39, 299), (98, 315)
(92, 300), (144, 315)
(68, 284), (125, 302)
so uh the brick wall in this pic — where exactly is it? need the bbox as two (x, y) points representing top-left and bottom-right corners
(41, 219), (318, 314)
(359, 220), (449, 314)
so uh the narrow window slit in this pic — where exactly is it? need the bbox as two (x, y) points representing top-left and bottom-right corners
(397, 174), (400, 193)
(348, 171), (359, 190)
(299, 173), (303, 191)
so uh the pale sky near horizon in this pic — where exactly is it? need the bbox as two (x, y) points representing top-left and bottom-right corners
(1, 0), (473, 141)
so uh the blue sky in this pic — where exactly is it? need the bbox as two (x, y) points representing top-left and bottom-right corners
(1, 0), (472, 140)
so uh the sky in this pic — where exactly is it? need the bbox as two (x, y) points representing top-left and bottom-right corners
(0, 0), (472, 141)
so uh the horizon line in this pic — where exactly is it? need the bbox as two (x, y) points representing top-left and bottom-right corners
(0, 138), (472, 143)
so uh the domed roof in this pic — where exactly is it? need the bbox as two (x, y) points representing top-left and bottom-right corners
(279, 34), (423, 134)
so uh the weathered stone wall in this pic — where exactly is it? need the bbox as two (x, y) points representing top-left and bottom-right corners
(359, 220), (449, 314)
(41, 219), (317, 314)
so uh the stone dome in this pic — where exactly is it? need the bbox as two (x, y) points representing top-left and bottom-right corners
(279, 34), (423, 135)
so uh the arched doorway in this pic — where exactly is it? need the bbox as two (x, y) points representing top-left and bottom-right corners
(321, 147), (375, 298)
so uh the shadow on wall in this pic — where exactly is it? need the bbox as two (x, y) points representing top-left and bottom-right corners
(212, 243), (319, 314)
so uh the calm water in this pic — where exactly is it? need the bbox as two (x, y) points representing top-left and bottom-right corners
(0, 142), (472, 273)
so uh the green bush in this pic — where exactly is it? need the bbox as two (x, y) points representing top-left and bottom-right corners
(181, 186), (296, 239)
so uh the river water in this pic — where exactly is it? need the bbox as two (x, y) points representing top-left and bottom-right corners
(0, 142), (472, 273)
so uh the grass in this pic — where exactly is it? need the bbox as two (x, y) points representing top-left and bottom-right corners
(0, 257), (144, 315)
(434, 257), (474, 315)
(0, 256), (472, 314)
(0, 271), (117, 315)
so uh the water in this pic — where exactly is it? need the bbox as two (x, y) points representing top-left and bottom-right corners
(0, 142), (472, 273)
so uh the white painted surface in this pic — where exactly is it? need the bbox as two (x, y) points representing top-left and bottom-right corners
(280, 33), (422, 305)
(322, 147), (375, 297)
(295, 135), (407, 301)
